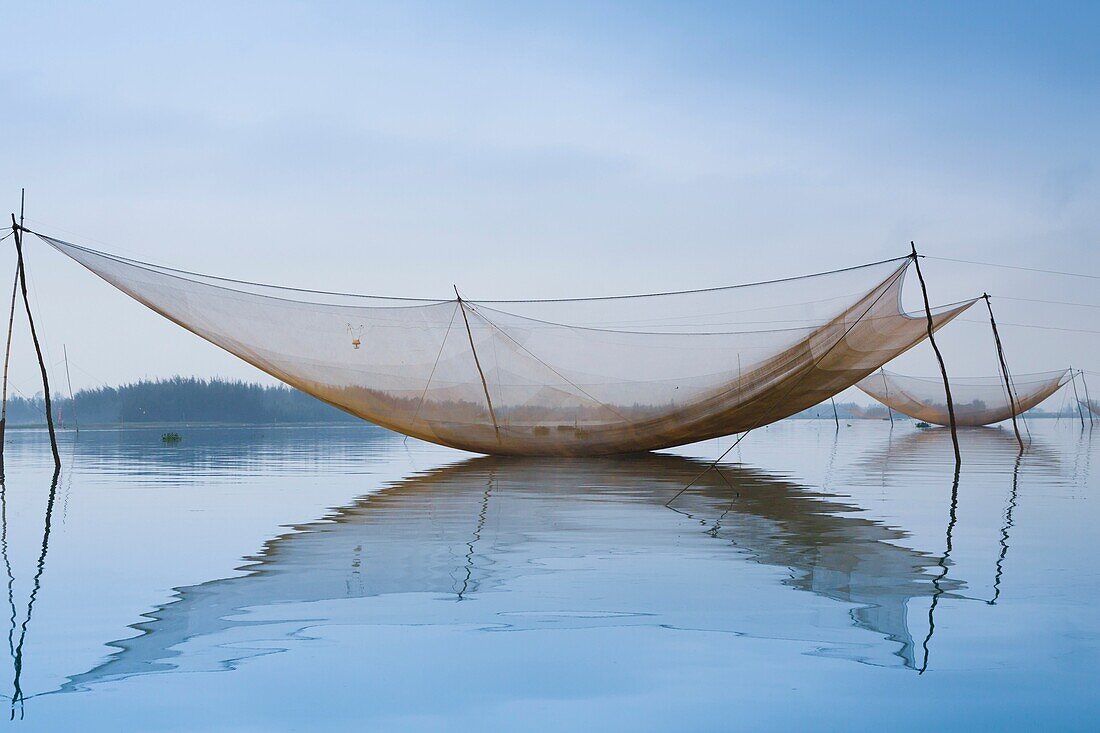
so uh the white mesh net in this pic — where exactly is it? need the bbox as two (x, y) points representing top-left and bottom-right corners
(41, 234), (974, 455)
(857, 369), (1071, 427)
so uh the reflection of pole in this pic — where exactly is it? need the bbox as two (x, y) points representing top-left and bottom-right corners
(920, 461), (960, 675)
(1, 476), (16, 665)
(457, 469), (493, 601)
(990, 453), (1022, 605)
(983, 295), (1023, 451)
(911, 243), (960, 465)
(10, 465), (61, 719)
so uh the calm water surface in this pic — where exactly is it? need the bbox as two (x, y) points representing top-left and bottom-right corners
(0, 420), (1096, 730)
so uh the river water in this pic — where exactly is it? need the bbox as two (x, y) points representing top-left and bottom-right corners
(0, 420), (1096, 730)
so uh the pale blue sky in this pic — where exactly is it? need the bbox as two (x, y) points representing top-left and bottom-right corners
(1, 1), (1097, 394)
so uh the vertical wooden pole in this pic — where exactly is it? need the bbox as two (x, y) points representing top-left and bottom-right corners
(1070, 369), (1085, 428)
(63, 345), (78, 434)
(1080, 370), (1095, 427)
(830, 397), (840, 430)
(983, 294), (1024, 451)
(11, 209), (60, 470)
(911, 243), (960, 465)
(454, 287), (501, 444)
(0, 270), (18, 472)
(880, 368), (894, 426)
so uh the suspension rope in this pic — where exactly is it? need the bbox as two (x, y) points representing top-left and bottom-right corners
(926, 255), (1100, 281)
(30, 227), (910, 303)
(992, 295), (1100, 310)
(959, 318), (1100, 336)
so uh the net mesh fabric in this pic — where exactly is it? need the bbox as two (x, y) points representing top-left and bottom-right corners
(41, 234), (973, 455)
(857, 369), (1071, 427)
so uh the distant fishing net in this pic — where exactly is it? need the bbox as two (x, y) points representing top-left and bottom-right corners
(857, 369), (1071, 427)
(39, 233), (973, 455)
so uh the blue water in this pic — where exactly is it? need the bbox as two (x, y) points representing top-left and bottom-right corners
(0, 420), (1096, 730)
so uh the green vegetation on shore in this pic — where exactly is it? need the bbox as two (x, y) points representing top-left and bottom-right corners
(4, 377), (357, 426)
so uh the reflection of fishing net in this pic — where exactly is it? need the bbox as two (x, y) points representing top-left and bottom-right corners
(41, 233), (973, 455)
(858, 369), (1071, 427)
(62, 454), (956, 682)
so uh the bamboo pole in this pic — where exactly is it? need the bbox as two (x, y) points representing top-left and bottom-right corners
(10, 208), (60, 470)
(1070, 368), (1085, 428)
(880, 367), (894, 427)
(454, 287), (501, 443)
(983, 294), (1024, 451)
(0, 270), (18, 472)
(63, 345), (78, 434)
(830, 397), (840, 430)
(1080, 370), (1094, 427)
(911, 243), (960, 465)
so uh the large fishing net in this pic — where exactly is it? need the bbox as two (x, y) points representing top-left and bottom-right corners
(39, 233), (973, 455)
(857, 369), (1071, 427)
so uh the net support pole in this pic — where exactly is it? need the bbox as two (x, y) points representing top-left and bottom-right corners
(63, 345), (78, 434)
(983, 294), (1024, 451)
(1080, 370), (1095, 427)
(830, 397), (840, 431)
(911, 243), (960, 465)
(1070, 368), (1085, 428)
(880, 368), (894, 427)
(0, 269), (18, 472)
(454, 287), (501, 444)
(10, 207), (60, 471)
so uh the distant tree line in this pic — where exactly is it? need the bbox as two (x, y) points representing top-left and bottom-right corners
(4, 377), (358, 426)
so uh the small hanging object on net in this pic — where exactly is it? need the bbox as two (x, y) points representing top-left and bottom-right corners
(33, 229), (975, 456)
(346, 323), (364, 350)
